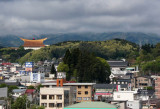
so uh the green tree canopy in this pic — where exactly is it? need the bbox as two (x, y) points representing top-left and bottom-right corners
(11, 95), (30, 109)
(62, 48), (111, 83)
(57, 62), (69, 72)
(27, 85), (35, 89)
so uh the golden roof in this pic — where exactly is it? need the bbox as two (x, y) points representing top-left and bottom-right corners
(20, 38), (47, 47)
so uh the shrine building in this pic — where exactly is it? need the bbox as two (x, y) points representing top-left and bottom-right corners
(20, 38), (47, 50)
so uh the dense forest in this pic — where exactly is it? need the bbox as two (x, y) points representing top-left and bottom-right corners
(57, 48), (111, 83)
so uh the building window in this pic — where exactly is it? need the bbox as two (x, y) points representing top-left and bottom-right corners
(78, 86), (81, 88)
(85, 91), (88, 95)
(77, 97), (82, 100)
(41, 103), (47, 107)
(83, 97), (90, 100)
(49, 103), (54, 107)
(41, 95), (47, 99)
(57, 103), (62, 107)
(57, 95), (62, 100)
(85, 86), (88, 88)
(49, 95), (54, 99)
(78, 91), (81, 95)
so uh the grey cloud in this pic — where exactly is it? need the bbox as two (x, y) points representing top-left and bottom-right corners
(0, 0), (160, 36)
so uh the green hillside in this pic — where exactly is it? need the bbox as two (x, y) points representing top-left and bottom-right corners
(18, 39), (138, 64)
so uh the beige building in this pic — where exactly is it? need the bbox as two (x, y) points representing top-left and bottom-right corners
(76, 85), (92, 102)
(131, 76), (153, 89)
(40, 86), (76, 109)
(42, 83), (95, 103)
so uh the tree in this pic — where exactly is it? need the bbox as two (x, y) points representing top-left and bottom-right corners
(11, 95), (30, 109)
(57, 62), (69, 72)
(30, 105), (45, 109)
(8, 85), (18, 94)
(37, 84), (43, 91)
(27, 85), (35, 89)
(62, 48), (111, 83)
(51, 63), (56, 75)
(0, 83), (7, 88)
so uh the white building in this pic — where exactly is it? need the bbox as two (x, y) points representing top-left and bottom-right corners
(30, 72), (45, 83)
(113, 91), (141, 109)
(12, 89), (26, 98)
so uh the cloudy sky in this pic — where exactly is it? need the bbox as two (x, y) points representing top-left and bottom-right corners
(0, 0), (160, 36)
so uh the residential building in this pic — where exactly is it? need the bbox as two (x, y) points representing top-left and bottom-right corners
(42, 82), (95, 103)
(12, 89), (26, 98)
(107, 60), (128, 75)
(155, 76), (160, 99)
(40, 86), (76, 109)
(93, 84), (128, 101)
(42, 72), (95, 103)
(113, 91), (142, 109)
(131, 76), (154, 89)
(25, 89), (36, 103)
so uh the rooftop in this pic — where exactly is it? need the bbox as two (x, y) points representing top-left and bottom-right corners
(42, 82), (96, 86)
(12, 89), (26, 93)
(64, 102), (117, 109)
(25, 89), (35, 94)
(107, 60), (128, 67)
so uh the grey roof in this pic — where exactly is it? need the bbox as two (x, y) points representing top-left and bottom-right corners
(12, 89), (26, 93)
(0, 87), (8, 98)
(0, 81), (20, 86)
(94, 84), (128, 89)
(107, 60), (128, 67)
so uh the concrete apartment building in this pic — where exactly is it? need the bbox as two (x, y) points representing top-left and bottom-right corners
(131, 76), (153, 89)
(42, 82), (95, 103)
(40, 86), (76, 109)
(42, 72), (95, 103)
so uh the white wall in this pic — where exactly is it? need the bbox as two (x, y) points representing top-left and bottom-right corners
(113, 91), (134, 101)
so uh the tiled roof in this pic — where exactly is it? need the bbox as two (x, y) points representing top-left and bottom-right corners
(20, 38), (47, 47)
(25, 89), (35, 94)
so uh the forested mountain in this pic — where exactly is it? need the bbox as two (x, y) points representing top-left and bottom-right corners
(18, 39), (138, 64)
(0, 32), (160, 47)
